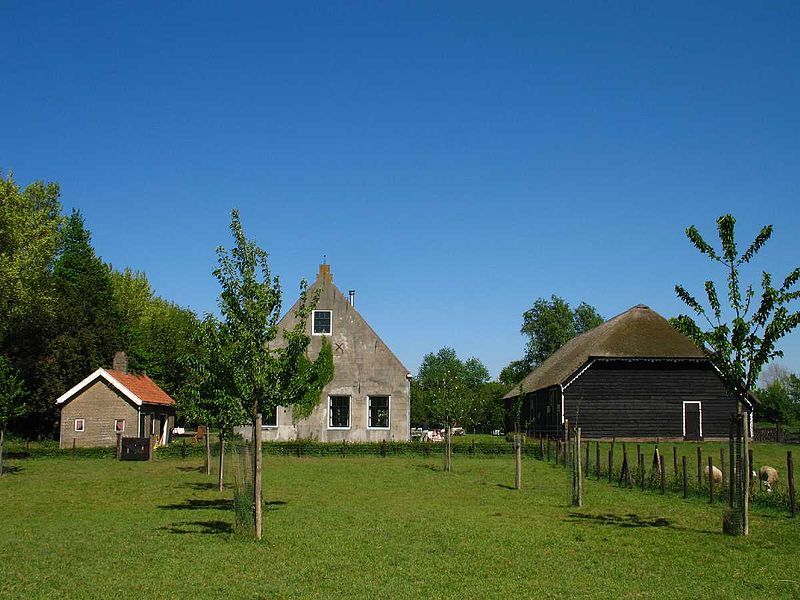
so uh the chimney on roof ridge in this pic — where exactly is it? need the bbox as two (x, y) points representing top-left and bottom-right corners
(318, 263), (333, 283)
(113, 351), (128, 374)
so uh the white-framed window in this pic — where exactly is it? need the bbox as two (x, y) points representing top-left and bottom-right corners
(263, 405), (278, 428)
(313, 310), (332, 335)
(328, 395), (351, 429)
(368, 395), (390, 429)
(115, 419), (125, 434)
(74, 418), (85, 432)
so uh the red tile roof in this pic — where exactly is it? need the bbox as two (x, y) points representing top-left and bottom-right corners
(106, 370), (176, 406)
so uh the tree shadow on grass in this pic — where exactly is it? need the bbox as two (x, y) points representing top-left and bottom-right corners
(566, 512), (673, 529)
(159, 498), (232, 511)
(176, 465), (205, 473)
(161, 520), (233, 535)
(0, 466), (24, 475)
(265, 500), (287, 512)
(497, 484), (516, 490)
(183, 482), (218, 491)
(413, 463), (444, 473)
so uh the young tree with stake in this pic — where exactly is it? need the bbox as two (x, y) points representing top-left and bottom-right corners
(213, 210), (333, 539)
(674, 214), (800, 535)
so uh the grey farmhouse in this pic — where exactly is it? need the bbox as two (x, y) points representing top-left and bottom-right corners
(242, 264), (411, 442)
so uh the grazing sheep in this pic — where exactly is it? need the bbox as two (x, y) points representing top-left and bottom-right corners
(704, 465), (723, 483)
(758, 465), (779, 492)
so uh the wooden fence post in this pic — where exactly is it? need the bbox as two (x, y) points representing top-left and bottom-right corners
(514, 434), (522, 490)
(682, 455), (688, 499)
(788, 451), (797, 518)
(595, 442), (600, 479)
(640, 453), (645, 492)
(585, 440), (590, 475)
(708, 456), (714, 504)
(696, 445), (702, 486)
(608, 449), (613, 483)
(659, 455), (665, 494)
(673, 446), (678, 478)
(116, 432), (122, 460)
(720, 448), (726, 493)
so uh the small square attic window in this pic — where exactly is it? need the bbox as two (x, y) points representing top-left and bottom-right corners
(313, 310), (332, 335)
(74, 419), (85, 432)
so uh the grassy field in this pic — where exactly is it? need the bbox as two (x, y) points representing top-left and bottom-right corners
(1, 449), (799, 598)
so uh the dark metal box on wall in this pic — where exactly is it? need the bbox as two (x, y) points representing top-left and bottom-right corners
(119, 437), (152, 461)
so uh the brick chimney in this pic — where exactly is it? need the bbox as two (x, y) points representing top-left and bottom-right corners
(112, 351), (128, 374)
(317, 263), (333, 284)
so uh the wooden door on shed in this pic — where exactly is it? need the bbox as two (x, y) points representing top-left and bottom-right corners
(684, 402), (701, 440)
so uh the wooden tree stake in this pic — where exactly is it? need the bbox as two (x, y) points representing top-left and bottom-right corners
(254, 413), (263, 541)
(788, 451), (797, 518)
(205, 425), (212, 476)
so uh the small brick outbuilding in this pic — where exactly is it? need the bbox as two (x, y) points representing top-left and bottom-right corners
(56, 352), (176, 448)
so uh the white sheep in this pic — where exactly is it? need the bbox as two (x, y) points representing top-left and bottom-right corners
(704, 465), (723, 483)
(758, 465), (779, 492)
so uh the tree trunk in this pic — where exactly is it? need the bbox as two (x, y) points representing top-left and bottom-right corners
(443, 422), (449, 472)
(253, 413), (263, 540)
(218, 432), (225, 492)
(205, 425), (211, 476)
(514, 433), (522, 490)
(0, 428), (4, 477)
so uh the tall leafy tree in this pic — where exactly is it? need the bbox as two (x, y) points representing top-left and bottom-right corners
(0, 173), (63, 343)
(673, 215), (800, 401)
(0, 356), (26, 476)
(110, 267), (200, 402)
(501, 296), (604, 385)
(31, 211), (122, 434)
(213, 209), (333, 538)
(416, 348), (489, 471)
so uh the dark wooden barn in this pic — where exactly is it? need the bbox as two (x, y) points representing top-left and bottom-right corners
(504, 305), (752, 441)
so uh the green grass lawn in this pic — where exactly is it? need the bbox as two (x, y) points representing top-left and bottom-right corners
(1, 450), (799, 599)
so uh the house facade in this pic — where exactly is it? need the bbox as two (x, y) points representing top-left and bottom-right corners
(504, 305), (751, 441)
(249, 264), (411, 442)
(56, 352), (176, 448)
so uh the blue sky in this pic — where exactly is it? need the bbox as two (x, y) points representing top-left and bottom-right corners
(2, 2), (799, 378)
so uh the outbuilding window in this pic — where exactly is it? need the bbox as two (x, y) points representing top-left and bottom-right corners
(313, 310), (332, 335)
(329, 396), (351, 429)
(263, 405), (278, 428)
(74, 419), (85, 432)
(368, 396), (390, 429)
(115, 419), (125, 433)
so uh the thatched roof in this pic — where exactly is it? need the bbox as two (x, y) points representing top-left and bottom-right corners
(503, 304), (707, 399)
